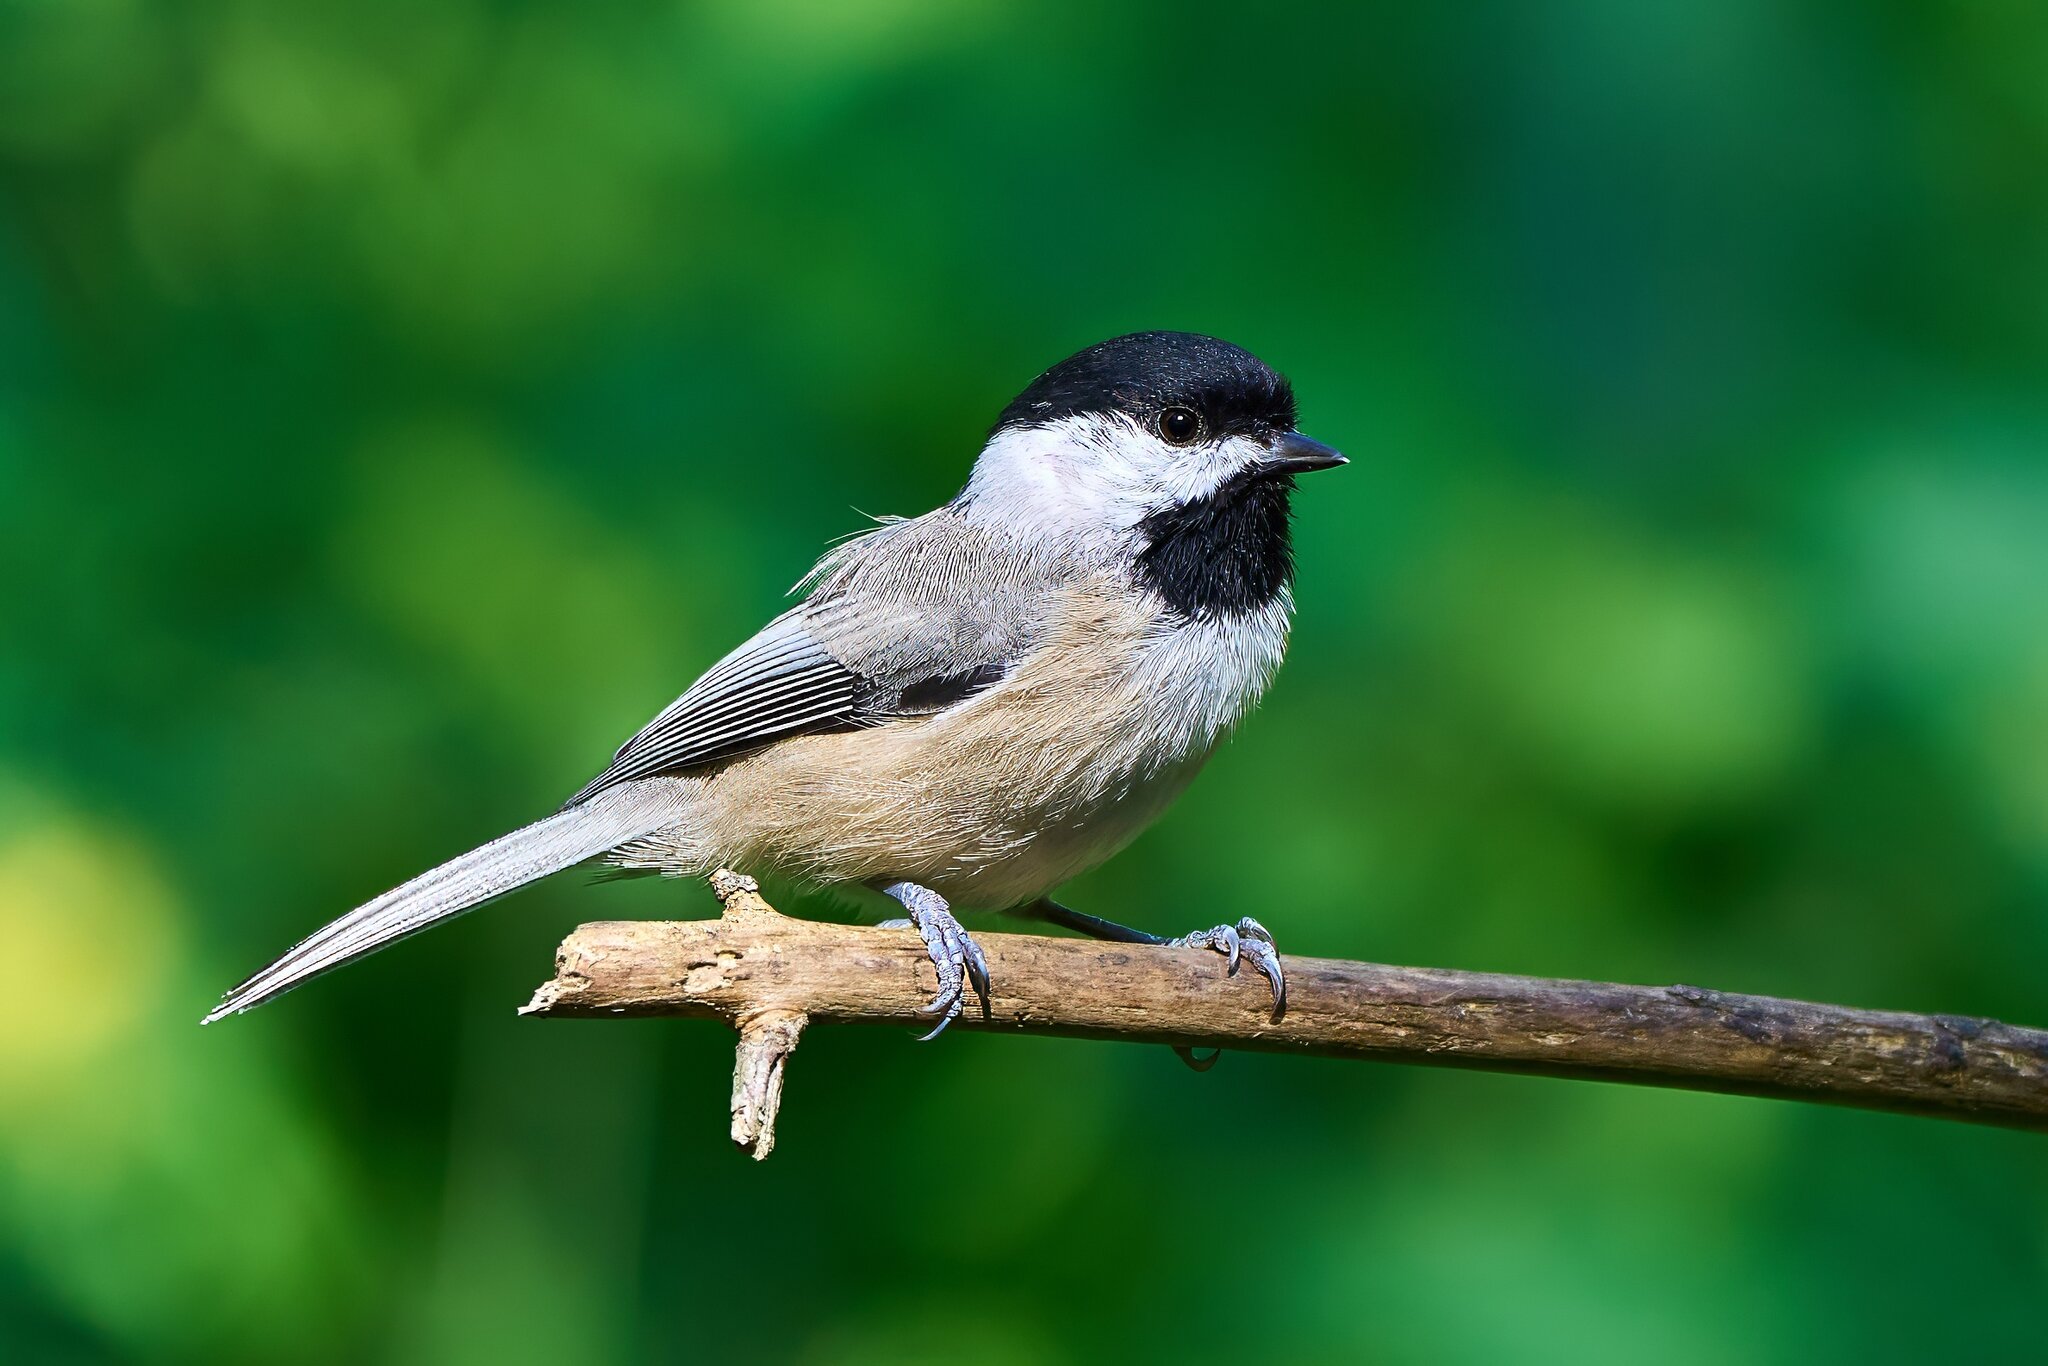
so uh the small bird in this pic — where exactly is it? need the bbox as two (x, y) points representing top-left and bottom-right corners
(204, 332), (1344, 1035)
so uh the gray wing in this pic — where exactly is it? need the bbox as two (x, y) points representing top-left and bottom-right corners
(566, 513), (1043, 805)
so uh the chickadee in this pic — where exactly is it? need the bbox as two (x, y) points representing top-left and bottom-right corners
(204, 332), (1345, 1034)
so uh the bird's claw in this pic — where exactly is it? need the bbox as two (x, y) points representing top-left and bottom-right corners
(882, 884), (991, 1040)
(1169, 916), (1286, 1021)
(912, 912), (991, 1040)
(962, 936), (992, 1010)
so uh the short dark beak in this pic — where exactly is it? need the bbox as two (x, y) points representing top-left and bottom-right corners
(1264, 430), (1348, 475)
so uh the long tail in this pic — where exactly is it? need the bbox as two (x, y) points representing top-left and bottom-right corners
(202, 784), (673, 1023)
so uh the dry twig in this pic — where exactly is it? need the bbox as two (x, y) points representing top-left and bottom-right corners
(520, 872), (2048, 1158)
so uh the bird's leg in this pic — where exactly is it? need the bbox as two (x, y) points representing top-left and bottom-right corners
(1024, 898), (1286, 1071)
(1023, 901), (1171, 946)
(880, 881), (991, 1040)
(1027, 898), (1286, 1015)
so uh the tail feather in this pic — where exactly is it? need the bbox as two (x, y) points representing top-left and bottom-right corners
(203, 785), (671, 1023)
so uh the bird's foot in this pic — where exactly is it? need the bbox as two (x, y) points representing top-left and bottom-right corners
(1019, 899), (1287, 1071)
(880, 882), (990, 1039)
(1167, 917), (1286, 1021)
(1163, 917), (1284, 1072)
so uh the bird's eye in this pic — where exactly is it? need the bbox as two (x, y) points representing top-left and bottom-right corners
(1157, 407), (1202, 446)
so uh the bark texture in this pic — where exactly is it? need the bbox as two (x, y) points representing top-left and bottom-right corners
(521, 873), (2048, 1156)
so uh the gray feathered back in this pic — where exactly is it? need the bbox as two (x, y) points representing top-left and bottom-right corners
(571, 508), (1082, 802)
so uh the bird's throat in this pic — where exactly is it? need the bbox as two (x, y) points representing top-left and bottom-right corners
(1134, 472), (1296, 618)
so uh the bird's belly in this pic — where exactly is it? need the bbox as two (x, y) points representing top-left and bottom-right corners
(916, 749), (1212, 906)
(671, 706), (1217, 908)
(625, 594), (1291, 907)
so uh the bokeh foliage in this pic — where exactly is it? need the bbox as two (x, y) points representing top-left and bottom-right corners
(2, 2), (2045, 1362)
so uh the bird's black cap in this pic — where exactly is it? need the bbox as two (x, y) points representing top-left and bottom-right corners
(993, 332), (1298, 440)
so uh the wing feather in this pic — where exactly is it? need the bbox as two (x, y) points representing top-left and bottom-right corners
(566, 510), (1046, 805)
(568, 613), (859, 802)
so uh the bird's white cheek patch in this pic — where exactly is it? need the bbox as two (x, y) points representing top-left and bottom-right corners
(964, 418), (1153, 536)
(964, 420), (1271, 541)
(1152, 435), (1266, 506)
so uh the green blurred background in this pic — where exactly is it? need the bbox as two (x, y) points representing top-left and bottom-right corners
(3, 1), (2045, 1361)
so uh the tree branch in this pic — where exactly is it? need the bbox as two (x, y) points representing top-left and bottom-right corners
(520, 872), (2048, 1157)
